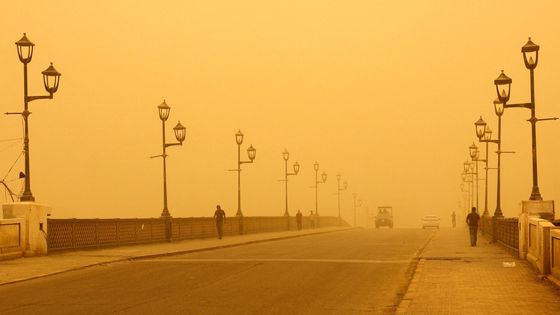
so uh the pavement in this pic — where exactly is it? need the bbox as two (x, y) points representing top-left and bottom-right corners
(397, 227), (560, 315)
(0, 226), (349, 286)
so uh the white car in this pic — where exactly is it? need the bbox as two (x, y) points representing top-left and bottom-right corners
(421, 215), (440, 229)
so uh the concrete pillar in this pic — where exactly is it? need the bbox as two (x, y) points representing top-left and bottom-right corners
(518, 212), (528, 260)
(2, 202), (51, 256)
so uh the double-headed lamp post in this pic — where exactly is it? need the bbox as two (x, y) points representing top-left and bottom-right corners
(352, 192), (362, 227)
(282, 149), (300, 217)
(474, 117), (493, 217)
(493, 38), (558, 201)
(6, 33), (61, 202)
(336, 174), (348, 223)
(234, 130), (256, 218)
(475, 99), (515, 218)
(151, 100), (186, 219)
(463, 161), (475, 209)
(313, 162), (327, 219)
(468, 143), (480, 212)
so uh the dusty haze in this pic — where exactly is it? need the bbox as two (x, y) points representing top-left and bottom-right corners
(1, 1), (560, 227)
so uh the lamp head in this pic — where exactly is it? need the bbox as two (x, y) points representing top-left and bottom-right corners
(484, 125), (492, 141)
(321, 171), (327, 183)
(521, 37), (539, 70)
(247, 145), (256, 161)
(494, 70), (512, 103)
(41, 62), (61, 94)
(282, 149), (289, 161)
(173, 121), (186, 143)
(474, 116), (487, 139)
(158, 100), (170, 121)
(493, 98), (504, 117)
(15, 33), (34, 64)
(313, 162), (319, 171)
(293, 161), (300, 174)
(235, 130), (244, 145)
(469, 143), (478, 159)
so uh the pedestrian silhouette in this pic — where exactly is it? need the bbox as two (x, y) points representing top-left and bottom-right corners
(466, 207), (480, 246)
(214, 205), (226, 239)
(309, 211), (315, 229)
(451, 211), (456, 228)
(296, 210), (303, 231)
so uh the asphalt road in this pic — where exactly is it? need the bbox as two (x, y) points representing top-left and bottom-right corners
(0, 228), (434, 314)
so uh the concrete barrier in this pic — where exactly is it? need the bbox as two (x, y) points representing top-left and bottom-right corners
(549, 229), (560, 286)
(0, 217), (25, 260)
(2, 202), (51, 257)
(526, 217), (557, 275)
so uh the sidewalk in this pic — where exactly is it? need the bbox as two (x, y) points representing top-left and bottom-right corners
(0, 226), (349, 286)
(398, 227), (560, 315)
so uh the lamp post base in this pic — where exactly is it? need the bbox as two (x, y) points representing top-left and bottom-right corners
(529, 187), (543, 201)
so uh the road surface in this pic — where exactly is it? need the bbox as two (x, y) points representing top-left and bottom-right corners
(0, 228), (434, 314)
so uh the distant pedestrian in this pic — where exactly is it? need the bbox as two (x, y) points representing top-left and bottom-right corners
(309, 211), (315, 229)
(466, 207), (480, 246)
(451, 211), (456, 228)
(296, 210), (303, 230)
(214, 205), (226, 239)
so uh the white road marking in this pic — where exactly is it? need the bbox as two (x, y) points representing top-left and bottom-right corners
(137, 258), (412, 264)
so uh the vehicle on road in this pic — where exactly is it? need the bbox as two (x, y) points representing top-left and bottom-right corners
(421, 215), (440, 229)
(375, 206), (393, 228)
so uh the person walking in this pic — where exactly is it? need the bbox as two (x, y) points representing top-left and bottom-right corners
(296, 210), (303, 231)
(466, 207), (480, 246)
(309, 211), (315, 229)
(214, 205), (226, 239)
(451, 211), (456, 228)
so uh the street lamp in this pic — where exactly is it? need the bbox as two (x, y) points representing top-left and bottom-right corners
(151, 100), (186, 219)
(336, 173), (348, 223)
(474, 117), (493, 217)
(463, 161), (474, 209)
(469, 142), (480, 212)
(493, 38), (558, 201)
(475, 99), (515, 218)
(282, 149), (300, 217)
(5, 34), (61, 202)
(352, 192), (363, 227)
(233, 130), (256, 218)
(313, 162), (327, 220)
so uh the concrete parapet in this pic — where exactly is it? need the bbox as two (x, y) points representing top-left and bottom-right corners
(522, 200), (555, 220)
(550, 229), (560, 286)
(0, 217), (25, 260)
(2, 202), (51, 256)
(526, 217), (557, 275)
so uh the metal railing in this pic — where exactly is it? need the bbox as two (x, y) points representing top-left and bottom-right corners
(47, 215), (344, 251)
(481, 216), (518, 252)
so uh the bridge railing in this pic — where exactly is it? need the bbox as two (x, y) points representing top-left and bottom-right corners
(481, 216), (519, 253)
(47, 215), (344, 251)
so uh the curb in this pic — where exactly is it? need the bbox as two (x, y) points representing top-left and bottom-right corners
(394, 230), (437, 314)
(0, 227), (354, 287)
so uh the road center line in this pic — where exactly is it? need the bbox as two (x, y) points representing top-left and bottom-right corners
(137, 258), (412, 264)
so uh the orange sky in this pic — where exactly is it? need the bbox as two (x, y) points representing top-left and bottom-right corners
(1, 1), (560, 226)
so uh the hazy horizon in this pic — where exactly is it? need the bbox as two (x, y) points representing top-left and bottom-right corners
(2, 1), (560, 228)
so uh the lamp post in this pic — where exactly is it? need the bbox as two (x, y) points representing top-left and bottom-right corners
(151, 100), (186, 218)
(475, 117), (492, 217)
(469, 143), (480, 212)
(150, 100), (186, 242)
(313, 162), (327, 221)
(282, 149), (300, 218)
(493, 38), (558, 201)
(5, 33), (61, 202)
(234, 130), (256, 218)
(462, 162), (474, 209)
(352, 192), (362, 227)
(336, 174), (348, 224)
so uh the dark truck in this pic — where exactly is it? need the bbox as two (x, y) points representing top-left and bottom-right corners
(375, 206), (393, 228)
